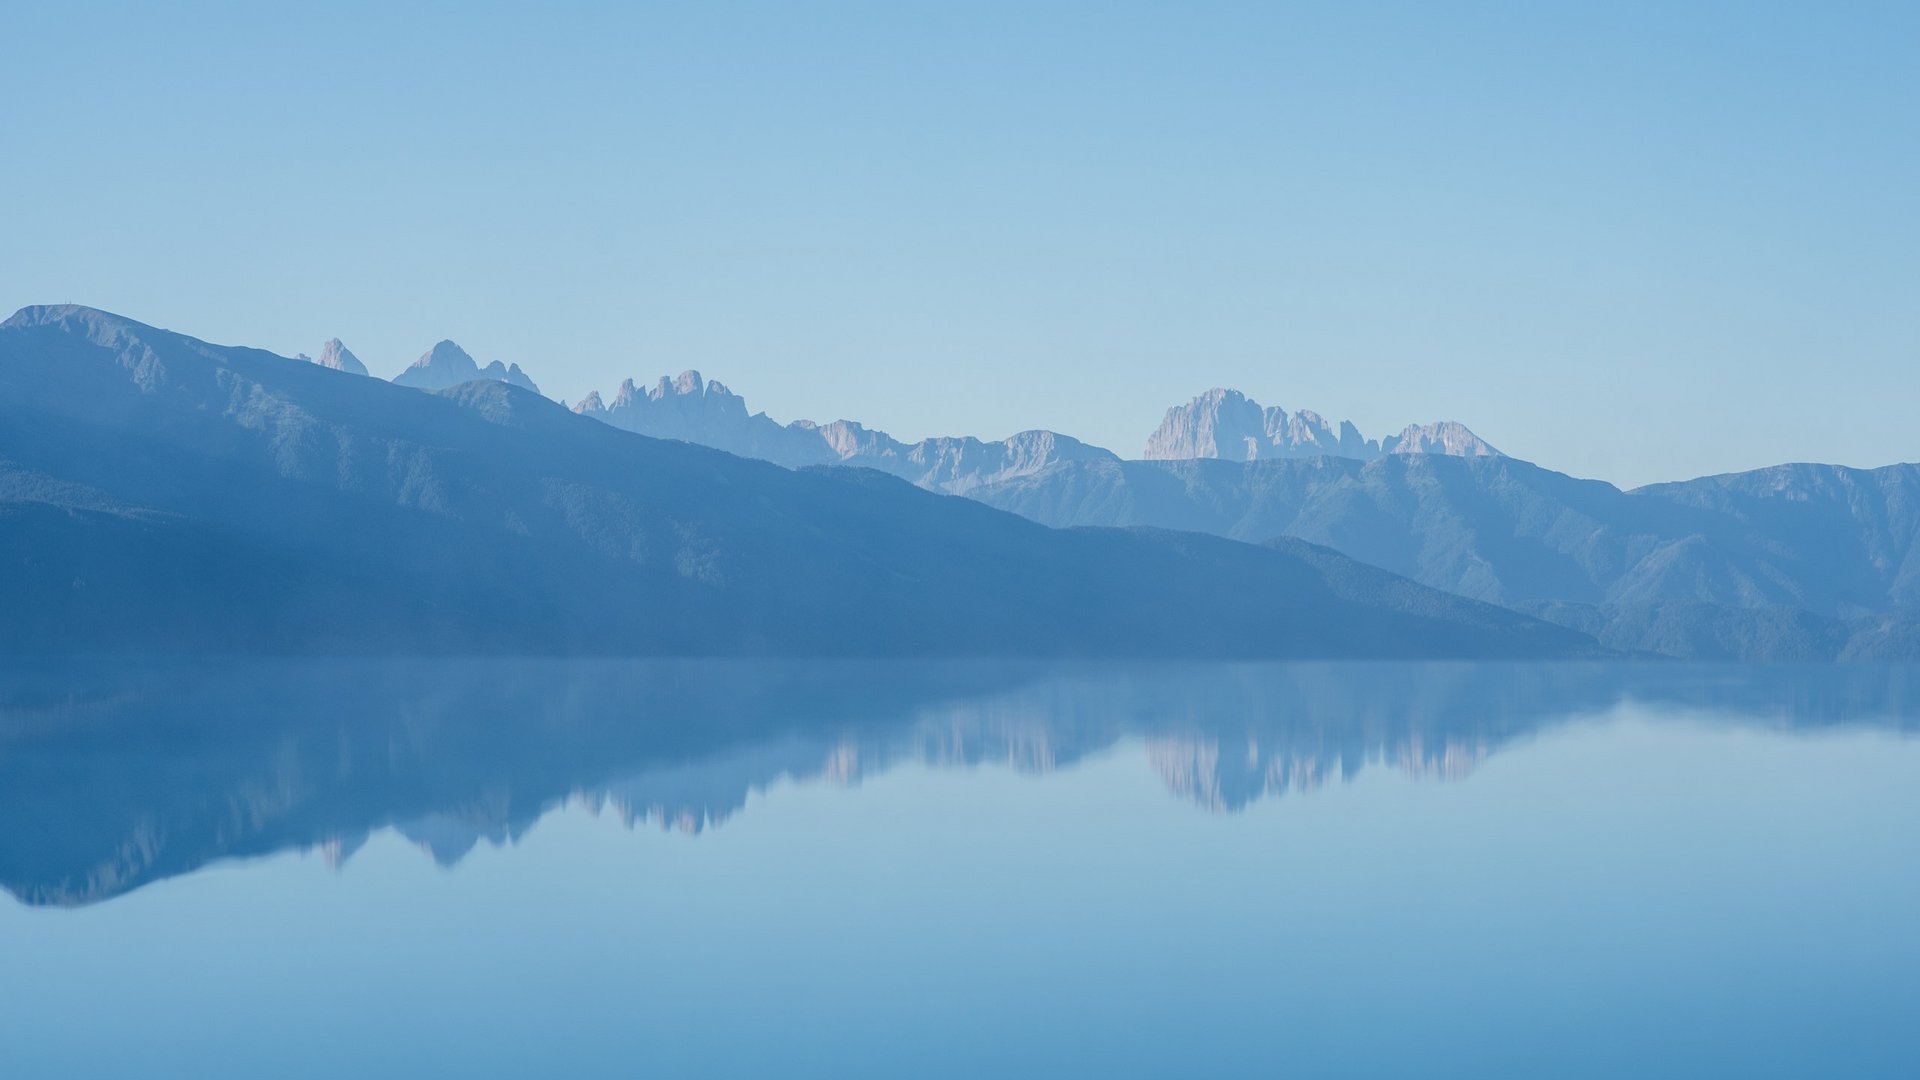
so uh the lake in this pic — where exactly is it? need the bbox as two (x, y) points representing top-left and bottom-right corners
(2, 659), (1917, 1077)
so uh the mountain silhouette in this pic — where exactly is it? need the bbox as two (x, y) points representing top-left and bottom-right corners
(0, 305), (1588, 659)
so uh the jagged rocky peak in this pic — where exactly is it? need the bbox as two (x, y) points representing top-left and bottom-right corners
(582, 368), (764, 456)
(1144, 388), (1268, 461)
(477, 359), (539, 394)
(657, 369), (705, 399)
(632, 369), (744, 405)
(1144, 387), (1501, 462)
(392, 340), (540, 395)
(574, 369), (1121, 492)
(420, 339), (473, 370)
(307, 337), (370, 376)
(1146, 388), (1367, 461)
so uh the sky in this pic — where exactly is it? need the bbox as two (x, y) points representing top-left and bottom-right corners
(2, 1), (1914, 487)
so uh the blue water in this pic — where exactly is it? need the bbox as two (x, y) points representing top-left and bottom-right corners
(2, 661), (1917, 1077)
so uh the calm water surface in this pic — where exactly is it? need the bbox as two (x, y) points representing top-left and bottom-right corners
(2, 660), (1917, 1078)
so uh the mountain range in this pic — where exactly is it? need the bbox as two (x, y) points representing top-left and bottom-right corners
(967, 455), (1920, 660)
(573, 370), (1120, 495)
(392, 339), (540, 394)
(1142, 387), (1502, 461)
(297, 337), (369, 376)
(569, 372), (1504, 494)
(569, 367), (1920, 660)
(297, 335), (540, 392)
(9, 304), (1917, 661)
(0, 305), (1580, 659)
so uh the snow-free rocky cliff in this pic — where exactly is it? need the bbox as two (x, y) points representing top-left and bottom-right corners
(1142, 388), (1502, 462)
(1, 304), (1579, 659)
(575, 373), (1502, 497)
(575, 369), (1117, 494)
(299, 338), (370, 376)
(392, 340), (540, 394)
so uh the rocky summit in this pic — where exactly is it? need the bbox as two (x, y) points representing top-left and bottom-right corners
(309, 337), (370, 376)
(392, 339), (540, 394)
(1142, 387), (1501, 462)
(576, 369), (1118, 494)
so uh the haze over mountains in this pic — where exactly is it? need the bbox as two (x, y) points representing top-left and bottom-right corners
(573, 370), (1121, 495)
(298, 338), (369, 376)
(392, 339), (540, 394)
(989, 457), (1920, 660)
(0, 305), (1576, 659)
(568, 366), (1920, 660)
(7, 303), (1918, 661)
(571, 373), (1505, 493)
(1143, 387), (1503, 461)
(298, 335), (537, 392)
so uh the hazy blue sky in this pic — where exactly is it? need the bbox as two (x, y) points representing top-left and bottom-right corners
(4, 1), (1914, 485)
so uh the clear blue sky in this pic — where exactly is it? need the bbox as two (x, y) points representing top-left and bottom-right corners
(4, 1), (1914, 486)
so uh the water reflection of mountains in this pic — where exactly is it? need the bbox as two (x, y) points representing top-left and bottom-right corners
(4, 660), (1917, 907)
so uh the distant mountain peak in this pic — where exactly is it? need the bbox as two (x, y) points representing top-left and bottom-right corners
(395, 340), (477, 382)
(2, 303), (111, 331)
(1, 304), (1590, 661)
(575, 370), (1120, 494)
(308, 337), (369, 376)
(1383, 420), (1501, 458)
(421, 339), (471, 366)
(392, 339), (539, 395)
(1144, 388), (1500, 462)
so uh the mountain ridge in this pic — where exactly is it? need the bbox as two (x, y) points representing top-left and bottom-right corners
(572, 368), (1500, 496)
(575, 368), (1121, 494)
(1142, 387), (1502, 462)
(962, 452), (1920, 659)
(0, 304), (1589, 660)
(308, 337), (369, 376)
(392, 338), (540, 394)
(12, 303), (1908, 660)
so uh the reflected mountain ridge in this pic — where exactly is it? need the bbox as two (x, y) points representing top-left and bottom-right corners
(3, 659), (1917, 907)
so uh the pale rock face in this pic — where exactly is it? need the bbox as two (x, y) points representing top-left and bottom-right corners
(884, 428), (1114, 496)
(1143, 388), (1263, 460)
(585, 370), (819, 464)
(576, 370), (1119, 492)
(392, 340), (540, 395)
(575, 371), (1494, 487)
(1382, 421), (1502, 457)
(1144, 388), (1500, 461)
(301, 337), (371, 377)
